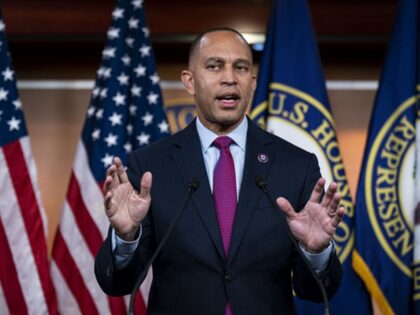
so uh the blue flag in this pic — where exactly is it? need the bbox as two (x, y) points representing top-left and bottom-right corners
(353, 0), (420, 314)
(250, 0), (371, 314)
(50, 0), (169, 313)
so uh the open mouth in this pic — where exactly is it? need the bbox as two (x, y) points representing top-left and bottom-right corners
(216, 93), (240, 103)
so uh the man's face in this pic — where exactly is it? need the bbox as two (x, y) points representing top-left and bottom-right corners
(181, 31), (256, 134)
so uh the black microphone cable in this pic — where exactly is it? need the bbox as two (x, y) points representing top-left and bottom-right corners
(255, 175), (330, 315)
(128, 177), (200, 315)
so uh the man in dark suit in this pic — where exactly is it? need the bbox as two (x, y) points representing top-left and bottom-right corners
(95, 27), (345, 315)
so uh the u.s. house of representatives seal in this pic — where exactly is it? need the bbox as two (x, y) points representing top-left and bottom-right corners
(365, 94), (418, 279)
(251, 82), (354, 263)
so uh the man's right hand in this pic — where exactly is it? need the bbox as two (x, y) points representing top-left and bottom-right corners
(103, 157), (152, 241)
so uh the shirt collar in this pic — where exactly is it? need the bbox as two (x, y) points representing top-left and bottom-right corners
(196, 116), (248, 153)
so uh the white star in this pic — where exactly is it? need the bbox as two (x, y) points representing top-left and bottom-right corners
(139, 45), (151, 57)
(92, 129), (101, 140)
(112, 8), (124, 19)
(100, 88), (108, 99)
(127, 124), (134, 135)
(121, 54), (131, 66)
(107, 27), (120, 39)
(129, 105), (137, 116)
(0, 20), (4, 32)
(126, 37), (135, 48)
(131, 84), (142, 97)
(101, 153), (114, 168)
(97, 67), (105, 77)
(92, 87), (100, 97)
(128, 18), (139, 29)
(102, 47), (116, 59)
(149, 72), (160, 85)
(147, 92), (159, 105)
(103, 68), (112, 78)
(132, 0), (143, 9)
(113, 92), (126, 106)
(87, 106), (95, 117)
(134, 64), (146, 77)
(2, 67), (14, 81)
(124, 142), (132, 153)
(97, 67), (111, 78)
(7, 116), (21, 131)
(104, 133), (118, 147)
(0, 88), (8, 101)
(117, 72), (129, 85)
(96, 108), (104, 119)
(142, 112), (154, 126)
(158, 120), (170, 133)
(0, 110), (3, 120)
(109, 112), (123, 126)
(13, 99), (22, 110)
(142, 27), (150, 37)
(137, 132), (150, 146)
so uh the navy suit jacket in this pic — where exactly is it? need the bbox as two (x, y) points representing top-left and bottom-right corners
(95, 118), (342, 315)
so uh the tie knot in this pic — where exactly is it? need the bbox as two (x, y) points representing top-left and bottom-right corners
(213, 136), (233, 150)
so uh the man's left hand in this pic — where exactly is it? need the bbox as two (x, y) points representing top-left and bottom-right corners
(276, 177), (345, 253)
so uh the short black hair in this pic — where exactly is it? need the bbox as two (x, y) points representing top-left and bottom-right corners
(188, 27), (252, 67)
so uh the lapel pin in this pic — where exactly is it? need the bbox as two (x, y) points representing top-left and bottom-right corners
(257, 153), (269, 163)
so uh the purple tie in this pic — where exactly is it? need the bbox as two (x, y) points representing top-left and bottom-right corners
(213, 136), (237, 315)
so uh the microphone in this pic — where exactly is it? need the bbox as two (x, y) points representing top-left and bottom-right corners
(128, 177), (200, 315)
(255, 175), (330, 315)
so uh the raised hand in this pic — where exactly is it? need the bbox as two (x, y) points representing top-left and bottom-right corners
(276, 178), (345, 253)
(103, 157), (152, 241)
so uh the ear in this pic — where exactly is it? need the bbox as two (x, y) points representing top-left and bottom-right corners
(251, 73), (257, 92)
(181, 70), (195, 96)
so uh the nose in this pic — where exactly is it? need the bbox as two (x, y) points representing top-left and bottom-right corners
(221, 66), (237, 86)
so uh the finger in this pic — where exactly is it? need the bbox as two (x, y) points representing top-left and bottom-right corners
(321, 182), (337, 207)
(104, 191), (113, 212)
(276, 197), (296, 219)
(139, 172), (152, 199)
(114, 157), (129, 184)
(308, 177), (325, 203)
(326, 192), (341, 214)
(331, 206), (345, 227)
(103, 165), (117, 193)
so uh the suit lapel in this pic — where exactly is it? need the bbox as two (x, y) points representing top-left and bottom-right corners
(227, 120), (274, 267)
(170, 121), (226, 261)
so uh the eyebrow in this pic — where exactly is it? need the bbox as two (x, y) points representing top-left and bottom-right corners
(205, 57), (251, 66)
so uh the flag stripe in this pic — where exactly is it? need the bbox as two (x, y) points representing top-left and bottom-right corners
(352, 250), (393, 315)
(20, 137), (48, 234)
(69, 146), (128, 315)
(73, 142), (109, 239)
(67, 172), (104, 255)
(58, 201), (115, 314)
(2, 140), (56, 314)
(134, 292), (147, 313)
(0, 220), (27, 315)
(0, 279), (11, 315)
(0, 147), (50, 315)
(109, 296), (130, 315)
(52, 231), (99, 315)
(50, 261), (82, 315)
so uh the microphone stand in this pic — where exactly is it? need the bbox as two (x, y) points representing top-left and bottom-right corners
(127, 178), (200, 315)
(255, 176), (330, 315)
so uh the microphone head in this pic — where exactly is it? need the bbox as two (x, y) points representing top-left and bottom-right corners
(188, 177), (200, 192)
(255, 175), (268, 189)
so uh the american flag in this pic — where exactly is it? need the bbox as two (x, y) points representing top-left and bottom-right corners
(0, 12), (58, 315)
(50, 0), (169, 314)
